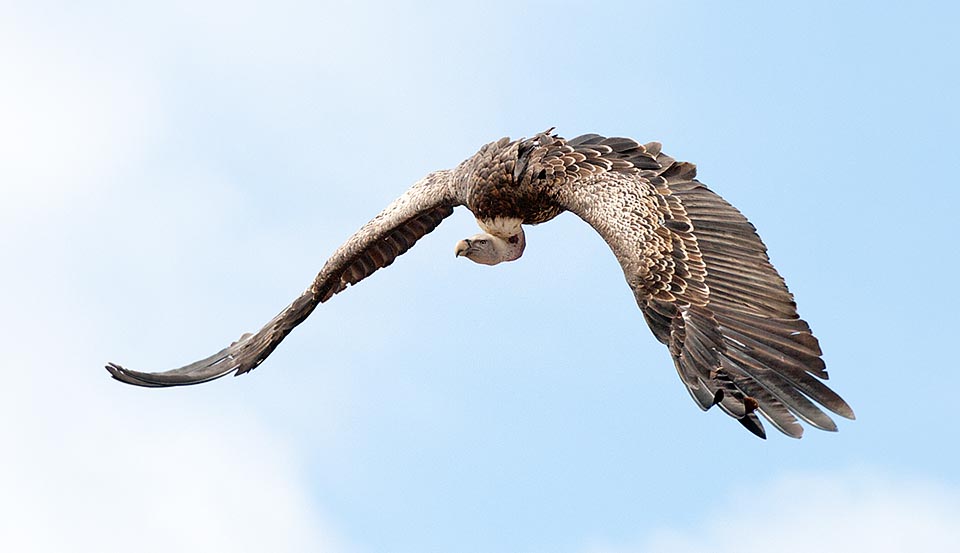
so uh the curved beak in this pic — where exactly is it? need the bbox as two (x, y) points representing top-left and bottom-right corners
(455, 239), (471, 258)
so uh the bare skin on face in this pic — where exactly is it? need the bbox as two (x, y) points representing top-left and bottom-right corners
(454, 230), (525, 265)
(455, 217), (526, 266)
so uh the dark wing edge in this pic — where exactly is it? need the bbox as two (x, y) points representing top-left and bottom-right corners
(556, 136), (854, 438)
(106, 170), (461, 387)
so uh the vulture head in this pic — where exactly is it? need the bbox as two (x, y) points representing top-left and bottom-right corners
(454, 230), (525, 265)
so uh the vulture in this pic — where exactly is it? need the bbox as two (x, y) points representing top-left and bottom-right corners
(106, 130), (854, 439)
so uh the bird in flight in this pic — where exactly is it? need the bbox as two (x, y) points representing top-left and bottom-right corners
(107, 130), (854, 438)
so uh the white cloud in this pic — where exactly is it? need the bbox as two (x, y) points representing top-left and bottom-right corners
(587, 470), (960, 553)
(0, 7), (349, 550)
(0, 341), (349, 553)
(0, 16), (163, 224)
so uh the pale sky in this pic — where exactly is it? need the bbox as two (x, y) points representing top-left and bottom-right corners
(2, 1), (959, 552)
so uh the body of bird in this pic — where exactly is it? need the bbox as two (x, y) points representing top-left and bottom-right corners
(107, 129), (854, 439)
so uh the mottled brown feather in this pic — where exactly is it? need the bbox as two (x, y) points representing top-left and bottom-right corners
(555, 133), (853, 437)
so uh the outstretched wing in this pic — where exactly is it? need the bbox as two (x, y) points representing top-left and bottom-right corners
(553, 134), (854, 438)
(107, 170), (462, 387)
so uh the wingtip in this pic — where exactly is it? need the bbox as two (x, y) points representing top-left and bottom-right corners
(837, 403), (856, 421)
(104, 361), (163, 388)
(104, 361), (127, 381)
(738, 412), (769, 439)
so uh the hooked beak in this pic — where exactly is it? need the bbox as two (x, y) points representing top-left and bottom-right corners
(455, 239), (471, 258)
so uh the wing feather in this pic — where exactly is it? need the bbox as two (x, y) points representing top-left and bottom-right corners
(555, 135), (853, 437)
(107, 171), (461, 387)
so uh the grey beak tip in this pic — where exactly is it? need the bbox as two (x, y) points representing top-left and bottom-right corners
(455, 239), (470, 258)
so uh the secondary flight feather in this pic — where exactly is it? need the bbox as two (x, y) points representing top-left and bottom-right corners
(106, 130), (854, 438)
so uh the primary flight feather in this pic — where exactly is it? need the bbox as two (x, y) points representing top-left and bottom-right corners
(106, 130), (854, 438)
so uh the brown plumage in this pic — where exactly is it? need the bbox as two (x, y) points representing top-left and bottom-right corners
(106, 129), (854, 438)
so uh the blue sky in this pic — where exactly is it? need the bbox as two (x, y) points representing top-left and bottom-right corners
(2, 1), (959, 552)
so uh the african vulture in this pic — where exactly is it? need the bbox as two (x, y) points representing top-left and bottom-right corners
(106, 130), (854, 438)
